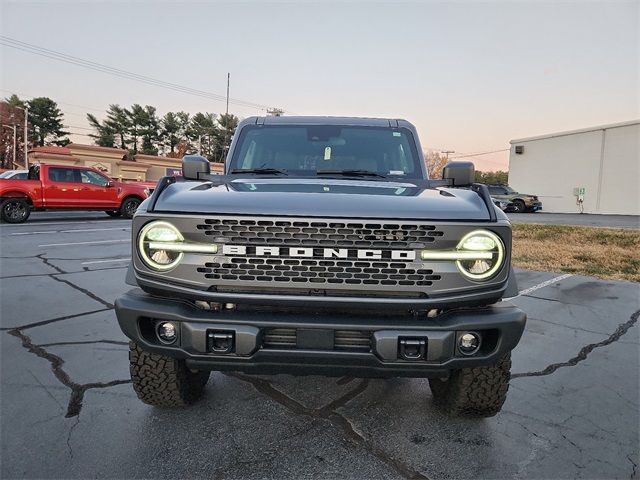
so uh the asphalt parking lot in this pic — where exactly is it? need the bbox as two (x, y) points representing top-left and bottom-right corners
(1, 212), (639, 479)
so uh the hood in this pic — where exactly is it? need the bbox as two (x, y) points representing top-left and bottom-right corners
(152, 178), (492, 221)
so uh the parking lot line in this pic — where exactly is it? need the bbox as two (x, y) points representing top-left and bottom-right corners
(81, 258), (131, 265)
(8, 231), (53, 236)
(515, 273), (573, 297)
(38, 239), (130, 247)
(59, 228), (131, 233)
(8, 227), (131, 236)
(1, 220), (130, 227)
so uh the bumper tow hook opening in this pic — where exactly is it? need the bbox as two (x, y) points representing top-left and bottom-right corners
(398, 338), (426, 361)
(208, 331), (235, 354)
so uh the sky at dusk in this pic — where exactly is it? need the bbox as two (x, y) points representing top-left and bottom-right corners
(1, 0), (637, 171)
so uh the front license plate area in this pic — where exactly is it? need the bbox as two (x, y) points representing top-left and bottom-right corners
(297, 328), (334, 350)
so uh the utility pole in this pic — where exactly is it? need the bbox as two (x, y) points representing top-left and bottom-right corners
(442, 150), (455, 161)
(226, 73), (230, 115)
(198, 135), (202, 155)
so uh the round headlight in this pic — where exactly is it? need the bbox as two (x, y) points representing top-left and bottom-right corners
(455, 230), (505, 280)
(138, 221), (184, 271)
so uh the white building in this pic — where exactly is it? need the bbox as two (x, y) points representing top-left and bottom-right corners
(508, 120), (639, 215)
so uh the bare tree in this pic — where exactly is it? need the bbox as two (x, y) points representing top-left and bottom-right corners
(425, 150), (449, 179)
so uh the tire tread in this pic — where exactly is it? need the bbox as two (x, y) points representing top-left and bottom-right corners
(129, 342), (209, 407)
(429, 353), (511, 417)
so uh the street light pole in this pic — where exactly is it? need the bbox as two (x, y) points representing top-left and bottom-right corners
(226, 73), (230, 116)
(23, 106), (29, 168)
(13, 124), (17, 166)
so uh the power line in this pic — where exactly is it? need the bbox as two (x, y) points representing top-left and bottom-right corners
(1, 88), (105, 113)
(0, 36), (285, 112)
(0, 36), (267, 109)
(450, 148), (510, 159)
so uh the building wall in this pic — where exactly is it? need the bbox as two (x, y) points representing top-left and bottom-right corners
(509, 122), (639, 215)
(599, 124), (639, 215)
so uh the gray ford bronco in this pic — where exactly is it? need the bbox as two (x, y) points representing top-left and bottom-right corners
(116, 116), (526, 417)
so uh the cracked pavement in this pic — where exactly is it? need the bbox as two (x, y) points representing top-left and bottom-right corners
(1, 212), (639, 479)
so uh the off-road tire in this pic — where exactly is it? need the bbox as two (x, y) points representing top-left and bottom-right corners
(129, 342), (210, 407)
(511, 199), (526, 213)
(105, 210), (121, 217)
(1, 198), (31, 223)
(429, 353), (511, 418)
(120, 197), (141, 219)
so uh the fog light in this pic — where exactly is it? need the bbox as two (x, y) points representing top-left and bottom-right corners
(458, 332), (481, 355)
(157, 322), (177, 344)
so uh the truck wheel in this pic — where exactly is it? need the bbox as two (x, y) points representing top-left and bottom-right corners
(120, 197), (141, 219)
(1, 198), (31, 223)
(511, 199), (525, 213)
(129, 342), (210, 407)
(429, 353), (511, 418)
(105, 210), (122, 217)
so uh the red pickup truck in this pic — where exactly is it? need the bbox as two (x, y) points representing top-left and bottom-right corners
(0, 164), (151, 223)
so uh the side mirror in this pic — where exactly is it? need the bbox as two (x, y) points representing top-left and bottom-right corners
(442, 161), (475, 187)
(182, 155), (211, 180)
(106, 180), (114, 188)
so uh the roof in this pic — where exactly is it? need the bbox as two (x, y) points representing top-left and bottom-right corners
(247, 116), (412, 128)
(30, 146), (71, 155)
(510, 119), (640, 144)
(67, 143), (128, 154)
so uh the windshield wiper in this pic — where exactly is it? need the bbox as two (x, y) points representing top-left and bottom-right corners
(230, 168), (288, 175)
(316, 169), (387, 178)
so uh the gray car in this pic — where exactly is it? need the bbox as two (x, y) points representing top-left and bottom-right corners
(116, 117), (526, 418)
(488, 185), (542, 213)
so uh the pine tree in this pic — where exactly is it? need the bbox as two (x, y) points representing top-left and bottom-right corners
(25, 97), (69, 146)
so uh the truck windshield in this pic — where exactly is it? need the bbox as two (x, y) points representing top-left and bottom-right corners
(229, 125), (422, 179)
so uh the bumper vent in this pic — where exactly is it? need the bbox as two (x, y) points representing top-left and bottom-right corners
(262, 328), (371, 352)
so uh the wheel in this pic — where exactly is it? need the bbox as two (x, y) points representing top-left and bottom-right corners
(511, 199), (526, 213)
(120, 197), (141, 219)
(129, 342), (210, 407)
(0, 198), (31, 223)
(429, 353), (511, 417)
(105, 210), (122, 217)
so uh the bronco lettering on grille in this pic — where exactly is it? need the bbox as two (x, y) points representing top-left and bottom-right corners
(221, 245), (416, 260)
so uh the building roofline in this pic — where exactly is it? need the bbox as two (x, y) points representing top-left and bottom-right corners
(67, 143), (128, 154)
(510, 119), (640, 144)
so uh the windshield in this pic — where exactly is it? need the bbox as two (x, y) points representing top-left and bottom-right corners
(229, 125), (423, 179)
(0, 171), (27, 179)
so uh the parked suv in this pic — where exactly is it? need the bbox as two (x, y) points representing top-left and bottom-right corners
(487, 185), (542, 213)
(116, 117), (526, 417)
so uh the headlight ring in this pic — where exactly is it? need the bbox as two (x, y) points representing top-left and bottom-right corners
(455, 230), (505, 280)
(137, 220), (219, 271)
(138, 221), (185, 271)
(420, 229), (505, 281)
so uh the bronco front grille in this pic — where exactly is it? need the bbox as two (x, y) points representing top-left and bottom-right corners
(197, 257), (441, 287)
(196, 219), (443, 249)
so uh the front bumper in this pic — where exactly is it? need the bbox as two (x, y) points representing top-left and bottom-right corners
(530, 202), (543, 211)
(116, 289), (526, 378)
